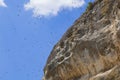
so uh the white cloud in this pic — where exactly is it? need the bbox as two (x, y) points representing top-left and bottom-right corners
(0, 0), (7, 7)
(24, 0), (85, 17)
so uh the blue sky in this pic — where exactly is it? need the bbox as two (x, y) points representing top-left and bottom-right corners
(0, 0), (94, 80)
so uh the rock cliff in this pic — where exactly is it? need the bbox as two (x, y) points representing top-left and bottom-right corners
(43, 0), (120, 80)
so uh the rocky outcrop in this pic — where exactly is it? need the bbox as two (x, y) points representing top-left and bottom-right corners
(43, 0), (120, 80)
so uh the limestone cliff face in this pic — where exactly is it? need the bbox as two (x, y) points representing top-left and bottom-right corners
(43, 0), (120, 80)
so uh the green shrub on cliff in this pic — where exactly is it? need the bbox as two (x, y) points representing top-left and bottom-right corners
(86, 2), (93, 11)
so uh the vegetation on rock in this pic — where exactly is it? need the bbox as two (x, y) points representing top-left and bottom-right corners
(86, 2), (94, 11)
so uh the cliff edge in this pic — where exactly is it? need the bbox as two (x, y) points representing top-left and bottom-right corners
(43, 0), (120, 80)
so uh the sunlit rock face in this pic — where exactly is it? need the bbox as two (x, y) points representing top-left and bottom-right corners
(43, 0), (120, 80)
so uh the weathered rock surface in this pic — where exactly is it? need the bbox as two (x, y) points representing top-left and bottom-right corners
(43, 0), (120, 80)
